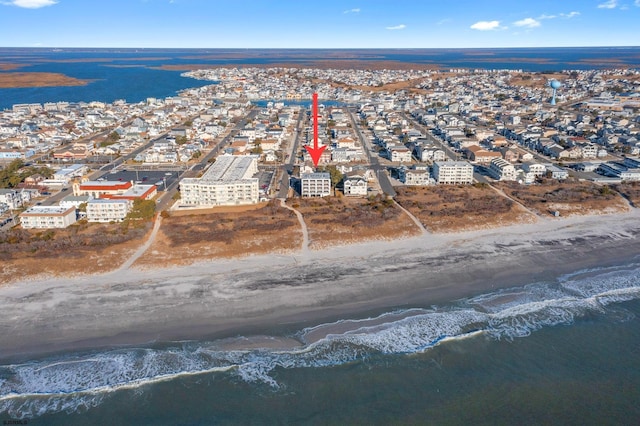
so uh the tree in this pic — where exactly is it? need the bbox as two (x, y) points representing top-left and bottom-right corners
(107, 131), (120, 142)
(126, 199), (156, 220)
(176, 135), (188, 145)
(318, 165), (343, 186)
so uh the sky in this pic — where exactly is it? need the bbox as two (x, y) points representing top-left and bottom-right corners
(1, 0), (640, 48)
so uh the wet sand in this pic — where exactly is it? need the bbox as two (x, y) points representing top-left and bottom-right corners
(1, 209), (639, 362)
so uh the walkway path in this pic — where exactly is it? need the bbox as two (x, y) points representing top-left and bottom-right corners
(115, 215), (163, 272)
(393, 199), (428, 233)
(279, 199), (310, 256)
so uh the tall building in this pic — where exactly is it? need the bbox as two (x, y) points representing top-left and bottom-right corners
(179, 155), (260, 206)
(301, 172), (331, 197)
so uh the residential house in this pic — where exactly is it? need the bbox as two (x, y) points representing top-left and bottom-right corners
(343, 176), (368, 196)
(488, 158), (517, 181)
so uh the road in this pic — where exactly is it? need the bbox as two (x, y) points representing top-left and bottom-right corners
(347, 108), (396, 197)
(277, 107), (306, 199)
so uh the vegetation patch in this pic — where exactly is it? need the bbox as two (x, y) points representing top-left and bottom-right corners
(497, 180), (629, 216)
(293, 195), (420, 249)
(134, 200), (300, 267)
(395, 184), (534, 232)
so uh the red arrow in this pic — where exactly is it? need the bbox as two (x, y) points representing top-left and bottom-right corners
(304, 92), (326, 167)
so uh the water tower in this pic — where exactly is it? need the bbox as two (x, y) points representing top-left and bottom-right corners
(549, 79), (562, 105)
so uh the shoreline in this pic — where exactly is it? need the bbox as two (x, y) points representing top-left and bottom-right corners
(1, 208), (640, 362)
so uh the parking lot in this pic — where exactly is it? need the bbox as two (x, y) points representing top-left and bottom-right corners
(102, 169), (181, 191)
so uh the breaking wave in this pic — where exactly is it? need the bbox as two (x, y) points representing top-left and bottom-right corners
(1, 263), (639, 419)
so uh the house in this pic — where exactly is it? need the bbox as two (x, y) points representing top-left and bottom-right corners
(488, 158), (517, 181)
(60, 195), (93, 208)
(301, 172), (331, 197)
(432, 161), (474, 184)
(86, 199), (131, 222)
(0, 189), (23, 209)
(19, 206), (77, 229)
(545, 164), (569, 180)
(343, 176), (368, 196)
(465, 146), (502, 164)
(402, 168), (432, 186)
(388, 146), (412, 163)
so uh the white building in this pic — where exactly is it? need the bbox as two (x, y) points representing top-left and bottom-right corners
(20, 206), (77, 229)
(301, 172), (331, 197)
(488, 158), (517, 181)
(343, 176), (367, 196)
(388, 146), (412, 163)
(432, 161), (474, 184)
(403, 169), (433, 186)
(0, 189), (23, 209)
(179, 155), (260, 206)
(86, 199), (131, 222)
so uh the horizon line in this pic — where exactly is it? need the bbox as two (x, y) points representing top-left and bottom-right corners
(1, 45), (640, 50)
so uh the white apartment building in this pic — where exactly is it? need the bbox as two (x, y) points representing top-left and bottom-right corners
(301, 172), (331, 197)
(179, 155), (259, 206)
(20, 206), (77, 229)
(86, 199), (131, 222)
(432, 161), (474, 184)
(488, 158), (517, 181)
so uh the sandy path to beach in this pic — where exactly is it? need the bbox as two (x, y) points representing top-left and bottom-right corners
(1, 208), (639, 360)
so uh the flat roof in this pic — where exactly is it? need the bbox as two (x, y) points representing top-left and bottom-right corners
(21, 206), (75, 216)
(301, 172), (331, 179)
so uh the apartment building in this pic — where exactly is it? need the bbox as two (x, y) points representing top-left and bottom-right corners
(19, 206), (77, 229)
(488, 158), (517, 181)
(86, 199), (132, 222)
(301, 172), (331, 197)
(432, 161), (474, 184)
(179, 155), (259, 206)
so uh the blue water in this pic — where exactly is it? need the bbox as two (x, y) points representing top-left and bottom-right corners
(2, 47), (640, 110)
(1, 262), (639, 424)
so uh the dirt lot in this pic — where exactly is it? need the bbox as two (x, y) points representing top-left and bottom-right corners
(394, 184), (536, 232)
(0, 221), (150, 284)
(292, 195), (421, 249)
(134, 201), (301, 268)
(497, 180), (630, 216)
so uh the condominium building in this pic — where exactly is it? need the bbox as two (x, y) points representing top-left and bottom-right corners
(86, 199), (132, 223)
(432, 161), (474, 184)
(179, 155), (260, 206)
(301, 172), (331, 197)
(19, 206), (77, 229)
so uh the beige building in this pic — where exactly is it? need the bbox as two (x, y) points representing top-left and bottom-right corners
(20, 206), (77, 229)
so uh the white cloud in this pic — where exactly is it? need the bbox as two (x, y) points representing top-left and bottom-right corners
(597, 0), (618, 9)
(436, 18), (451, 26)
(385, 24), (406, 30)
(537, 14), (556, 20)
(560, 11), (580, 18)
(343, 8), (360, 14)
(470, 20), (502, 31)
(635, 0), (640, 6)
(514, 18), (541, 28)
(2, 0), (57, 8)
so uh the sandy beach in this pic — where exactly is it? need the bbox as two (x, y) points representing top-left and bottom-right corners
(1, 208), (640, 362)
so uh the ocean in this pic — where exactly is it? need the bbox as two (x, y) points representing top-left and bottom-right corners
(1, 262), (639, 425)
(2, 47), (640, 110)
